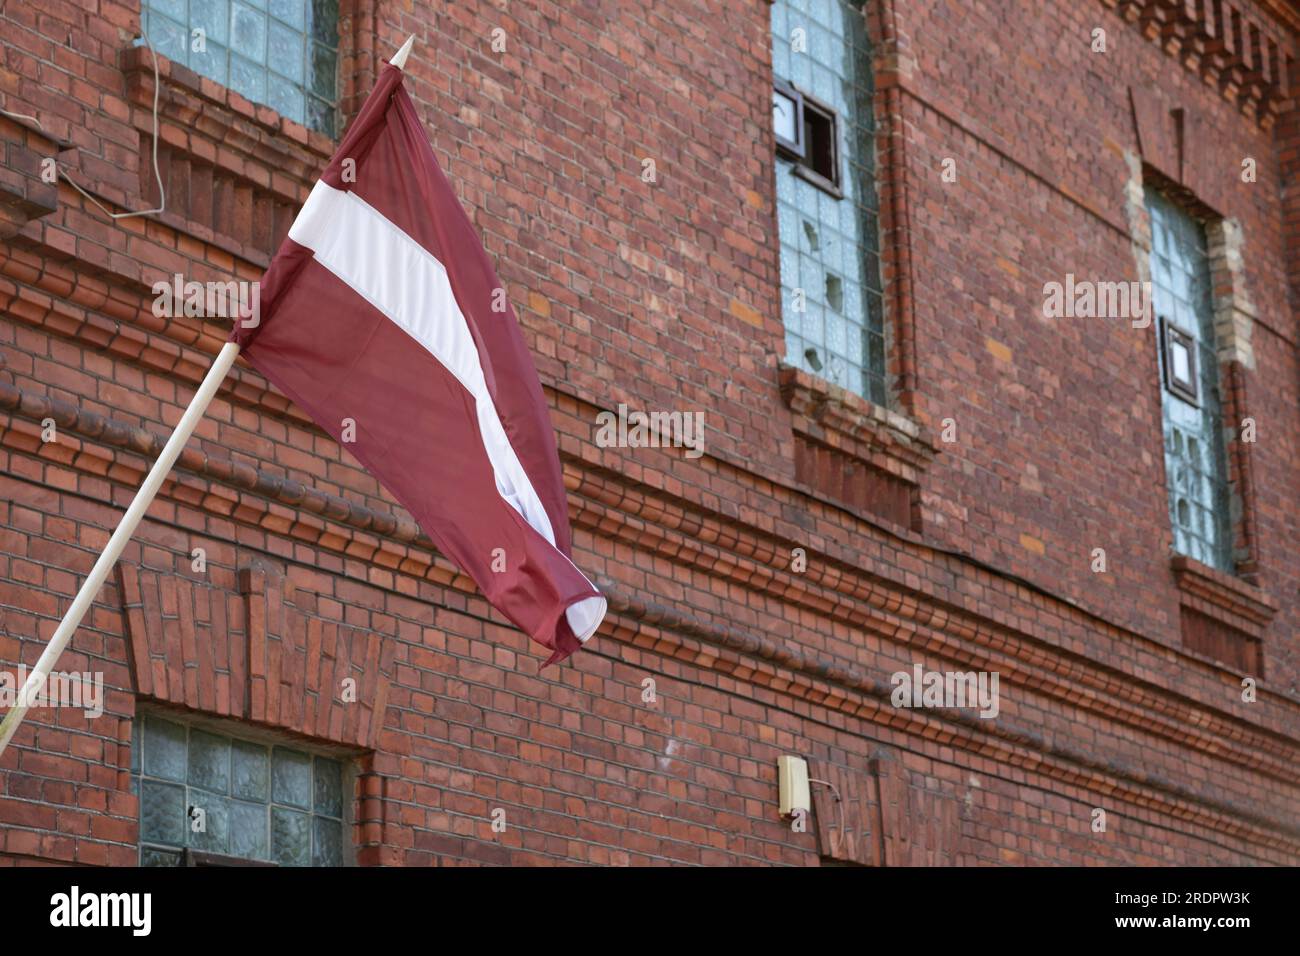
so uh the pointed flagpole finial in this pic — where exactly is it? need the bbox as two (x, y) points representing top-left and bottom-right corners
(390, 34), (416, 70)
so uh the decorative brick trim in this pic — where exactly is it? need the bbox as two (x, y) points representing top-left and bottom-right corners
(3, 405), (1297, 854)
(1180, 606), (1262, 675)
(0, 249), (311, 432)
(808, 760), (881, 865)
(338, 0), (386, 124)
(869, 0), (921, 411)
(809, 754), (964, 866)
(116, 560), (395, 749)
(1199, 220), (1265, 576)
(119, 45), (333, 167)
(1103, 0), (1297, 129)
(779, 362), (936, 528)
(874, 754), (963, 866)
(1206, 219), (1258, 368)
(1171, 553), (1278, 637)
(1222, 360), (1262, 575)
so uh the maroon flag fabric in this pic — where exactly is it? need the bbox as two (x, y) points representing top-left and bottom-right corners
(231, 64), (606, 665)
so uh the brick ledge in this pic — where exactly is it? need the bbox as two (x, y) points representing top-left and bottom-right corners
(778, 362), (936, 483)
(1171, 554), (1278, 638)
(120, 45), (335, 161)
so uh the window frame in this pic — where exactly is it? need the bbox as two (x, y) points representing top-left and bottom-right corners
(794, 91), (842, 196)
(773, 79), (806, 159)
(1145, 187), (1234, 572)
(1161, 315), (1200, 405)
(770, 0), (886, 404)
(132, 711), (351, 867)
(774, 81), (842, 198)
(181, 848), (278, 867)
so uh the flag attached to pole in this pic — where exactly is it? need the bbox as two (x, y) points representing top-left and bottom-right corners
(231, 58), (605, 666)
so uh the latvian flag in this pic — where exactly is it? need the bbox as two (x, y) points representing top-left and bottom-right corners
(231, 62), (606, 666)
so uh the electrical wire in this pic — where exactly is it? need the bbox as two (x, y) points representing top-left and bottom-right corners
(808, 776), (845, 857)
(0, 23), (165, 220)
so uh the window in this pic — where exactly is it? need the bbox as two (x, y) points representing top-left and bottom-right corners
(132, 713), (348, 866)
(798, 97), (840, 191)
(774, 80), (840, 192)
(771, 0), (885, 405)
(773, 80), (803, 155)
(1161, 316), (1198, 404)
(140, 0), (340, 136)
(1146, 190), (1232, 571)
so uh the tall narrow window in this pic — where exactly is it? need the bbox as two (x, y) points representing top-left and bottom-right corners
(141, 0), (340, 137)
(1146, 190), (1232, 571)
(771, 0), (885, 405)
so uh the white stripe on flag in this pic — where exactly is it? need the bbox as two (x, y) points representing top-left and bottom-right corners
(288, 180), (604, 642)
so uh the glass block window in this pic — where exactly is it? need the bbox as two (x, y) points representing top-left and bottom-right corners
(771, 0), (886, 405)
(140, 0), (340, 137)
(1146, 190), (1233, 571)
(132, 713), (347, 866)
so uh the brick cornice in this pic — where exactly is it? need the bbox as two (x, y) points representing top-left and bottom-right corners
(3, 379), (1299, 799)
(1260, 0), (1300, 34)
(0, 273), (1292, 745)
(0, 258), (306, 422)
(1100, 0), (1297, 129)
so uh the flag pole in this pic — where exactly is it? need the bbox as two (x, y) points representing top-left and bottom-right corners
(0, 341), (241, 757)
(0, 35), (418, 759)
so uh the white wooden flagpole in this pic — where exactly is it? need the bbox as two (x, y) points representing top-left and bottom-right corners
(0, 34), (418, 761)
(0, 341), (241, 757)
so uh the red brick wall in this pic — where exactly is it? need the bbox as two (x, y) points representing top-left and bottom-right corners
(0, 0), (1296, 865)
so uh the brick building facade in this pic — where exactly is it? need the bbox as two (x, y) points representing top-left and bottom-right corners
(0, 0), (1296, 866)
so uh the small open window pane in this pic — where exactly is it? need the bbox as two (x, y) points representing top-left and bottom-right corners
(774, 88), (799, 148)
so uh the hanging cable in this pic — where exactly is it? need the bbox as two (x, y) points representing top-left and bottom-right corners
(0, 23), (166, 220)
(808, 777), (846, 857)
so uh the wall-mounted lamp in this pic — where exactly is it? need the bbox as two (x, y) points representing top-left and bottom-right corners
(777, 755), (810, 818)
